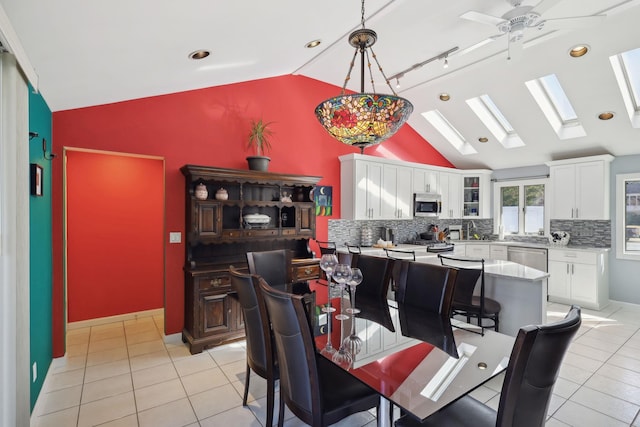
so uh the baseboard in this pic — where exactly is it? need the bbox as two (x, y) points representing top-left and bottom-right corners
(67, 308), (164, 330)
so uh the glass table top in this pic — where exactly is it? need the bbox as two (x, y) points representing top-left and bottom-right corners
(313, 294), (515, 422)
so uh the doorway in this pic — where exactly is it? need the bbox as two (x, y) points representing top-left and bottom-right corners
(65, 149), (164, 323)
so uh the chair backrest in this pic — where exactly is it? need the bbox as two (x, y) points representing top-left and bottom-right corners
(350, 254), (394, 301)
(384, 248), (416, 260)
(393, 261), (458, 317)
(316, 240), (337, 255)
(246, 249), (292, 291)
(497, 305), (581, 427)
(229, 266), (274, 379)
(258, 277), (322, 425)
(438, 254), (483, 307)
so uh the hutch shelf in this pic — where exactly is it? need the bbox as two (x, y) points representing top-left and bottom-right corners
(181, 165), (321, 353)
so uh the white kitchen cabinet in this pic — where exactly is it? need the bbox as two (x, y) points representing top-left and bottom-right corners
(413, 167), (439, 194)
(382, 164), (413, 219)
(440, 171), (462, 219)
(452, 243), (465, 256)
(547, 248), (609, 310)
(462, 172), (492, 218)
(465, 243), (490, 260)
(340, 158), (383, 220)
(547, 155), (613, 220)
(490, 245), (509, 261)
(340, 155), (412, 220)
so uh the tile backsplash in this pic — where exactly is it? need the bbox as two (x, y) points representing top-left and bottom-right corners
(328, 218), (611, 248)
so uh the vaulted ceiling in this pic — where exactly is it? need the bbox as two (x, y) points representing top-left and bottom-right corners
(2, 0), (640, 169)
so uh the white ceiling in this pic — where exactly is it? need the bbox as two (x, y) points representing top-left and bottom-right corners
(2, 0), (640, 170)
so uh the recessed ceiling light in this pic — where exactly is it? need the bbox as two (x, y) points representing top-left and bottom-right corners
(598, 111), (615, 120)
(569, 45), (589, 58)
(189, 50), (210, 60)
(478, 137), (489, 143)
(439, 93), (450, 101)
(305, 39), (321, 49)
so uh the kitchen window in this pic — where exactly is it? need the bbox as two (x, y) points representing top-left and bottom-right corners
(616, 173), (640, 260)
(493, 179), (548, 236)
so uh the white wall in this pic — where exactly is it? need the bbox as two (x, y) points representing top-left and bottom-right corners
(0, 53), (31, 427)
(610, 154), (640, 305)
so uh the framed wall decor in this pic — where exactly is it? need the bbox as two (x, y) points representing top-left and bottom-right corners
(30, 163), (43, 196)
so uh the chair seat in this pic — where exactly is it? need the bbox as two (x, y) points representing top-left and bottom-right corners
(317, 357), (380, 424)
(394, 395), (496, 427)
(453, 296), (501, 315)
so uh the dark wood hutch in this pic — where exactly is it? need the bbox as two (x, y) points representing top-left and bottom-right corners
(181, 165), (322, 353)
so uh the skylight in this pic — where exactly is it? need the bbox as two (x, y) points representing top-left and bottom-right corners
(610, 47), (640, 128)
(525, 74), (586, 139)
(466, 95), (525, 149)
(421, 110), (477, 155)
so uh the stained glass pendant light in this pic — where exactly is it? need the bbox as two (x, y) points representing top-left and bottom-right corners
(315, 0), (414, 153)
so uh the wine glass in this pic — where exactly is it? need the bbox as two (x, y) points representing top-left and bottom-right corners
(343, 316), (363, 357)
(332, 264), (352, 321)
(319, 254), (338, 314)
(345, 268), (363, 314)
(332, 319), (353, 370)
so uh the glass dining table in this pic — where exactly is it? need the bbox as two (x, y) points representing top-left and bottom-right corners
(309, 281), (515, 427)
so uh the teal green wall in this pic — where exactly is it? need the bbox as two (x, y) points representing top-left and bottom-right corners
(29, 86), (53, 410)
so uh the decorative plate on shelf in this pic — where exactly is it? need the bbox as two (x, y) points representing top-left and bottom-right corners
(243, 213), (270, 225)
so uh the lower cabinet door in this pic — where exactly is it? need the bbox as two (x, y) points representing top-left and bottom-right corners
(200, 291), (234, 336)
(570, 262), (598, 305)
(548, 261), (571, 299)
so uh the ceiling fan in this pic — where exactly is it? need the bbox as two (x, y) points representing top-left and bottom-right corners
(460, 0), (605, 59)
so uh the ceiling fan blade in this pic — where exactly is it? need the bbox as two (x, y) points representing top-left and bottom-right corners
(543, 15), (606, 30)
(531, 0), (564, 15)
(460, 10), (506, 27)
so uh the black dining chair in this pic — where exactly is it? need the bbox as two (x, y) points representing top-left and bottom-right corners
(246, 249), (292, 292)
(316, 240), (337, 255)
(246, 249), (316, 327)
(349, 254), (395, 301)
(393, 260), (458, 319)
(258, 277), (381, 427)
(395, 305), (582, 427)
(438, 254), (501, 334)
(229, 266), (279, 427)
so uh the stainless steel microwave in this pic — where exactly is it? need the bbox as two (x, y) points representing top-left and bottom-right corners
(414, 193), (441, 217)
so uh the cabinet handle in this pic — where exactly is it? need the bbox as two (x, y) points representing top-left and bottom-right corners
(304, 267), (313, 275)
(566, 264), (569, 274)
(571, 264), (575, 275)
(575, 208), (579, 218)
(571, 208), (574, 218)
(210, 278), (222, 287)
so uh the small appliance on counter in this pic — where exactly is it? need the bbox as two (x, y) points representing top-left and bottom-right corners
(448, 225), (462, 240)
(381, 227), (395, 245)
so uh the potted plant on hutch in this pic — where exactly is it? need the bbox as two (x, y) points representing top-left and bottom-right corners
(246, 118), (274, 171)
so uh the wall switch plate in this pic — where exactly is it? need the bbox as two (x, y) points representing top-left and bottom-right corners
(169, 232), (182, 243)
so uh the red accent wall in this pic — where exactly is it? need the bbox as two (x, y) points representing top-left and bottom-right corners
(51, 75), (453, 355)
(65, 150), (164, 321)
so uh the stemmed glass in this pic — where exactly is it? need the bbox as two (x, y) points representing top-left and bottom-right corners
(345, 268), (363, 314)
(332, 264), (352, 321)
(332, 316), (353, 370)
(319, 254), (338, 356)
(343, 315), (363, 357)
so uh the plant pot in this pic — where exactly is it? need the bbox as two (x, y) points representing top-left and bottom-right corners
(246, 155), (271, 171)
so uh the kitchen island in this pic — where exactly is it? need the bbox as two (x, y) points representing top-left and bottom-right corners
(338, 245), (549, 336)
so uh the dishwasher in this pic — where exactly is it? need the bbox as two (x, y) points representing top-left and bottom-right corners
(507, 246), (548, 272)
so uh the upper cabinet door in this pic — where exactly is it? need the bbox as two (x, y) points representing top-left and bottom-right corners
(549, 164), (578, 220)
(576, 161), (607, 220)
(413, 168), (439, 194)
(348, 160), (383, 220)
(547, 155), (612, 220)
(440, 172), (462, 219)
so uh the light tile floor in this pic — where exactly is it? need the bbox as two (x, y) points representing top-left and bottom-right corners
(31, 301), (640, 426)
